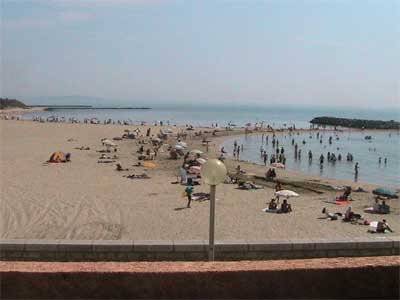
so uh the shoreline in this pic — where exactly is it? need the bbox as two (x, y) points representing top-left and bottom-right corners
(1, 117), (398, 189)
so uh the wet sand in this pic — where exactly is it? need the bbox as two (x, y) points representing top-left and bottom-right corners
(0, 119), (399, 240)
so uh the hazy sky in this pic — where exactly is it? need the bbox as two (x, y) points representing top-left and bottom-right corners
(1, 0), (399, 107)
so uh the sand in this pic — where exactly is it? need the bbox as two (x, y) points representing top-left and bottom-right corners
(0, 119), (399, 240)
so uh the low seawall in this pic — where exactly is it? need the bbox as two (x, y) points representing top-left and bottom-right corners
(1, 257), (399, 299)
(1, 237), (399, 262)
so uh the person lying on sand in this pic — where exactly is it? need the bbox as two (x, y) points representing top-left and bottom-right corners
(116, 163), (129, 171)
(124, 173), (150, 179)
(75, 146), (90, 150)
(97, 159), (115, 163)
(238, 181), (263, 190)
(321, 207), (342, 220)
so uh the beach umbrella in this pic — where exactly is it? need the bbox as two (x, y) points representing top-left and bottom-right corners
(177, 141), (187, 148)
(189, 166), (201, 174)
(275, 190), (299, 198)
(190, 149), (203, 155)
(196, 158), (207, 164)
(102, 139), (117, 147)
(271, 162), (285, 169)
(372, 187), (398, 199)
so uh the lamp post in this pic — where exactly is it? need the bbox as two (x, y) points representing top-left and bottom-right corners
(200, 159), (227, 261)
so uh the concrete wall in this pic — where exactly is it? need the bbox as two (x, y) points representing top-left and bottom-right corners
(1, 257), (399, 299)
(1, 237), (399, 261)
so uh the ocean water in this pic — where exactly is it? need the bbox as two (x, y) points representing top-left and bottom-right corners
(23, 104), (399, 186)
(23, 105), (400, 129)
(221, 130), (400, 187)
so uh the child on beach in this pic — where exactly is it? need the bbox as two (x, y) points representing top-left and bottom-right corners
(185, 184), (193, 208)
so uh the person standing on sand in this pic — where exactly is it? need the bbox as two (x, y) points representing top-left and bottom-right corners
(263, 152), (268, 166)
(185, 184), (193, 208)
(355, 162), (359, 175)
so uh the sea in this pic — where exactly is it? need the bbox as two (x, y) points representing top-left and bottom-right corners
(22, 104), (400, 187)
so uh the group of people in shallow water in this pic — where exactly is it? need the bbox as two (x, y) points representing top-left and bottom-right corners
(226, 130), (391, 182)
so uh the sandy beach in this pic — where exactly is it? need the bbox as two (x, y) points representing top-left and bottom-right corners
(1, 119), (399, 241)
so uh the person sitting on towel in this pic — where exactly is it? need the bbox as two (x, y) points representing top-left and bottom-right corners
(336, 186), (351, 201)
(343, 206), (354, 221)
(278, 199), (292, 213)
(379, 200), (390, 214)
(376, 219), (393, 233)
(268, 198), (278, 210)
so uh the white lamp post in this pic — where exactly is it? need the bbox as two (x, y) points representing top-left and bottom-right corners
(200, 159), (227, 261)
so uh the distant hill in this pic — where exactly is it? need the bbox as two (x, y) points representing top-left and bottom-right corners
(0, 98), (27, 109)
(25, 95), (112, 106)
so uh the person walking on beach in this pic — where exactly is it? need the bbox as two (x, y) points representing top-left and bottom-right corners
(263, 152), (268, 166)
(185, 184), (193, 208)
(384, 158), (387, 165)
(379, 157), (382, 164)
(319, 154), (324, 165)
(236, 147), (240, 160)
(355, 162), (359, 176)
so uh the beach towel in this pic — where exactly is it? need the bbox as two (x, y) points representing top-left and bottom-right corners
(324, 200), (349, 205)
(335, 201), (350, 205)
(262, 208), (278, 213)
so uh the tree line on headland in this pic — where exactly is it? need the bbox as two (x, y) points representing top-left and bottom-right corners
(0, 98), (27, 109)
(310, 116), (400, 130)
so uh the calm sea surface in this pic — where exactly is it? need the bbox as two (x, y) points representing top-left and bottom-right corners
(221, 130), (399, 187)
(23, 105), (399, 186)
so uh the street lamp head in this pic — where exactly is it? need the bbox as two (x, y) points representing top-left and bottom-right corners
(201, 159), (227, 185)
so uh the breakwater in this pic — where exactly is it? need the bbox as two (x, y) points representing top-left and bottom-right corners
(310, 116), (400, 129)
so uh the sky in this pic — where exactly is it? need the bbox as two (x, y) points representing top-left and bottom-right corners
(1, 0), (399, 108)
